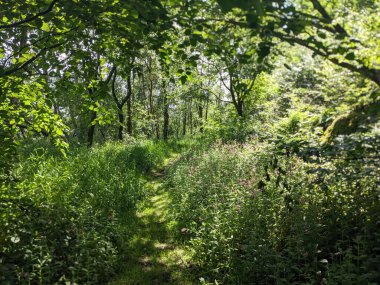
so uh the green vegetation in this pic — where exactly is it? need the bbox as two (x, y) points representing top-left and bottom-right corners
(1, 0), (379, 284)
(111, 156), (193, 285)
(1, 140), (186, 284)
(168, 141), (380, 284)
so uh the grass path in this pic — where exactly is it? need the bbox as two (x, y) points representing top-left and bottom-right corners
(110, 156), (194, 285)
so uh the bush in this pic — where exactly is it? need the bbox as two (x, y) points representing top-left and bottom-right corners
(167, 141), (380, 284)
(0, 140), (172, 284)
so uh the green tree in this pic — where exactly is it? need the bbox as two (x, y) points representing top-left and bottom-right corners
(216, 0), (380, 86)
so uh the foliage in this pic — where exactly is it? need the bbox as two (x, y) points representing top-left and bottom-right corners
(1, 0), (379, 283)
(216, 0), (380, 86)
(0, 140), (175, 284)
(167, 140), (380, 284)
(0, 78), (68, 184)
(322, 97), (380, 143)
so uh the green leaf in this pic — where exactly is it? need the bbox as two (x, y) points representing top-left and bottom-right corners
(217, 0), (253, 12)
(131, 10), (139, 19)
(180, 75), (187, 85)
(258, 42), (271, 61)
(41, 22), (50, 31)
(189, 37), (197, 46)
(247, 13), (259, 29)
(318, 32), (326, 39)
(177, 68), (184, 75)
(345, 52), (355, 60)
(35, 18), (43, 28)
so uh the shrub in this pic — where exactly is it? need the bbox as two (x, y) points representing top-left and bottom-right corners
(167, 141), (380, 284)
(0, 140), (172, 284)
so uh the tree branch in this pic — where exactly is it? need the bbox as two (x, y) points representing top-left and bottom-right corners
(103, 65), (117, 85)
(309, 0), (348, 36)
(2, 42), (64, 77)
(220, 73), (231, 92)
(272, 31), (380, 86)
(10, 26), (78, 60)
(227, 71), (239, 110)
(111, 67), (122, 108)
(0, 0), (60, 29)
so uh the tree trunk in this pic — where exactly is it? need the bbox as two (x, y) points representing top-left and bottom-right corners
(162, 80), (169, 140)
(205, 95), (209, 121)
(155, 121), (160, 139)
(118, 112), (124, 140)
(182, 111), (187, 136)
(87, 87), (96, 147)
(87, 110), (97, 147)
(198, 103), (203, 133)
(146, 58), (156, 138)
(189, 99), (193, 135)
(148, 79), (155, 137)
(126, 74), (133, 136)
(229, 72), (244, 117)
(236, 100), (244, 117)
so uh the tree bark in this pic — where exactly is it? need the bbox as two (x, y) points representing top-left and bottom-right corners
(198, 103), (204, 133)
(117, 113), (124, 140)
(226, 71), (244, 117)
(189, 98), (193, 135)
(111, 67), (130, 141)
(162, 80), (169, 140)
(126, 73), (133, 136)
(236, 100), (244, 117)
(182, 111), (187, 136)
(148, 73), (154, 137)
(87, 110), (97, 147)
(205, 94), (209, 121)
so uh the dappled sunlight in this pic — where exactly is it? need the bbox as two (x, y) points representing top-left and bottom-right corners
(1, 0), (378, 283)
(110, 157), (194, 285)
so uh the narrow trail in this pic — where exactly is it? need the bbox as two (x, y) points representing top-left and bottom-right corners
(111, 156), (194, 285)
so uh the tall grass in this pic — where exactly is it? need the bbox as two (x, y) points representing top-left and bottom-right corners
(167, 141), (380, 284)
(0, 140), (181, 284)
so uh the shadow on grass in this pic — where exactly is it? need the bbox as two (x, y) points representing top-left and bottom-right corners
(111, 180), (195, 285)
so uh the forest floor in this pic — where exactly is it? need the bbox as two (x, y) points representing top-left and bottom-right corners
(110, 155), (195, 285)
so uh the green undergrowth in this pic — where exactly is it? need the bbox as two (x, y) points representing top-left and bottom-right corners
(0, 139), (189, 285)
(167, 140), (380, 284)
(111, 157), (194, 285)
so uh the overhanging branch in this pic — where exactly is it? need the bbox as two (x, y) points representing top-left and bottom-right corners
(2, 42), (64, 77)
(0, 0), (60, 29)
